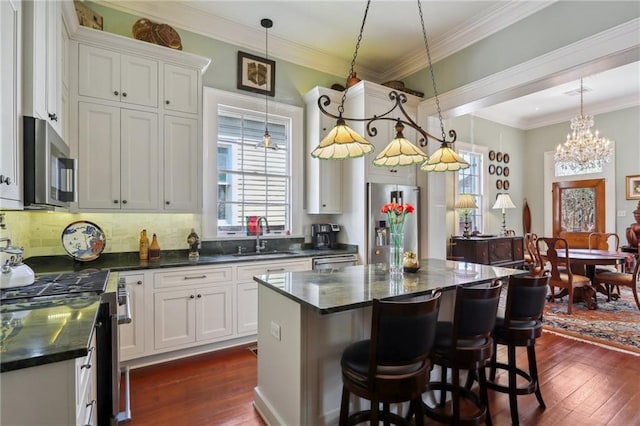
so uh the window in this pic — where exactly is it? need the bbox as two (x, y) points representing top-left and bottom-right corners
(202, 88), (303, 239)
(456, 143), (487, 235)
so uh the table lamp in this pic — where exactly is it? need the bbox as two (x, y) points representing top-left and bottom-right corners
(492, 193), (516, 236)
(455, 194), (478, 238)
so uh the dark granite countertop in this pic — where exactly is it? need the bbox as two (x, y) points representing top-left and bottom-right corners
(1, 294), (101, 372)
(24, 244), (358, 274)
(254, 259), (526, 314)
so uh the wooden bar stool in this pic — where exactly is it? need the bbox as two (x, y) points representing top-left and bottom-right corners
(339, 291), (442, 426)
(423, 280), (503, 426)
(486, 274), (550, 425)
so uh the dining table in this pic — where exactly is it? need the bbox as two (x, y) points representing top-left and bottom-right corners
(555, 248), (632, 307)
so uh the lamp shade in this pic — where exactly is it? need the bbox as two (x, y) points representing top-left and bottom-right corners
(310, 118), (374, 159)
(455, 194), (478, 210)
(420, 144), (470, 172)
(492, 193), (516, 211)
(373, 122), (428, 167)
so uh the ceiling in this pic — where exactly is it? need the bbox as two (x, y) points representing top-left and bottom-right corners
(101, 0), (640, 130)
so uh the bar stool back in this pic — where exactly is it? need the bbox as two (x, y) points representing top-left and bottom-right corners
(339, 291), (442, 426)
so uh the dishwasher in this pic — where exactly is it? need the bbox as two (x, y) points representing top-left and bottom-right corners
(312, 254), (359, 270)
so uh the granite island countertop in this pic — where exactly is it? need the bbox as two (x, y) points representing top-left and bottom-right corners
(253, 258), (525, 314)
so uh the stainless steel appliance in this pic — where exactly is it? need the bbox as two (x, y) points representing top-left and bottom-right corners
(23, 116), (77, 209)
(312, 254), (358, 270)
(0, 270), (130, 425)
(367, 183), (420, 264)
(311, 223), (340, 249)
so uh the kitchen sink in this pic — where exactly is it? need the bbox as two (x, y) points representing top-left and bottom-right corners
(231, 250), (296, 257)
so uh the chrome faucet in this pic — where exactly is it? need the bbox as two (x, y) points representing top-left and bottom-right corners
(255, 216), (269, 253)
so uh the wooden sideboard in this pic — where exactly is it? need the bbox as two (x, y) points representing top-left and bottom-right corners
(450, 236), (524, 267)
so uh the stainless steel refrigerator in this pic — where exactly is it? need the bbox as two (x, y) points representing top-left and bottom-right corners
(367, 183), (420, 264)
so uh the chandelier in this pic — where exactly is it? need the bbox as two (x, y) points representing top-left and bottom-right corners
(554, 78), (613, 172)
(310, 0), (469, 172)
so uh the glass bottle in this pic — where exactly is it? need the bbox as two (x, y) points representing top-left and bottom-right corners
(149, 233), (161, 261)
(139, 229), (149, 260)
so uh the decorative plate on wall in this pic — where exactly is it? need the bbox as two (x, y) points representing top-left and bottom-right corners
(496, 166), (503, 176)
(489, 150), (496, 161)
(496, 152), (503, 162)
(61, 221), (106, 262)
(503, 153), (510, 164)
(496, 180), (503, 190)
(489, 164), (496, 175)
(503, 166), (510, 177)
(503, 180), (510, 190)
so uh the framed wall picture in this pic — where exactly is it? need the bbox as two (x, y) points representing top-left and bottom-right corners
(626, 175), (640, 200)
(237, 51), (275, 96)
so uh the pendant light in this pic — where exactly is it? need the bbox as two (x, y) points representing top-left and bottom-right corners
(312, 0), (469, 172)
(257, 18), (277, 150)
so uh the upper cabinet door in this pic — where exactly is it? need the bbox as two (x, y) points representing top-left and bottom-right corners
(163, 64), (198, 114)
(78, 45), (158, 108)
(121, 54), (159, 108)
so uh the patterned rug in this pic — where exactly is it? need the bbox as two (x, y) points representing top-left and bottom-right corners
(541, 287), (640, 356)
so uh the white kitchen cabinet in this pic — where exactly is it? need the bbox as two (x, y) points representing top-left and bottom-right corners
(1, 332), (97, 426)
(78, 102), (159, 210)
(235, 258), (312, 335)
(22, 0), (65, 136)
(164, 63), (199, 114)
(304, 86), (343, 214)
(153, 266), (234, 350)
(78, 44), (158, 108)
(0, 0), (22, 209)
(163, 115), (199, 211)
(118, 273), (146, 361)
(345, 81), (419, 185)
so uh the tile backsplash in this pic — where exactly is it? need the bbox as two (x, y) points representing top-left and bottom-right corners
(1, 211), (202, 258)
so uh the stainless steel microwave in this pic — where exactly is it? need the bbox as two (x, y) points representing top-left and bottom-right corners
(23, 116), (77, 209)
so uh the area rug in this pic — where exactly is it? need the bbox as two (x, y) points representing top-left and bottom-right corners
(541, 287), (640, 356)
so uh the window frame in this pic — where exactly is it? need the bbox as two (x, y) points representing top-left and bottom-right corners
(455, 142), (489, 235)
(202, 87), (304, 240)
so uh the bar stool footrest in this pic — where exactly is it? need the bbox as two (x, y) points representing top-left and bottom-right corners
(424, 382), (486, 426)
(487, 362), (537, 396)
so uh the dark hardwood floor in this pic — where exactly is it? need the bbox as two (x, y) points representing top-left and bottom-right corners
(125, 333), (640, 425)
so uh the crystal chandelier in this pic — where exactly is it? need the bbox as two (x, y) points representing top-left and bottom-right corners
(554, 78), (613, 172)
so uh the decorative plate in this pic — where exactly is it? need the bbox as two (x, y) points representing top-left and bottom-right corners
(488, 164), (496, 175)
(61, 221), (106, 262)
(496, 180), (503, 190)
(496, 166), (503, 176)
(503, 180), (510, 190)
(503, 153), (510, 164)
(496, 152), (503, 162)
(489, 150), (496, 161)
(503, 166), (510, 177)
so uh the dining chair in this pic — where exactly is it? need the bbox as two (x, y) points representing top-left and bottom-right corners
(594, 248), (640, 310)
(524, 233), (545, 277)
(339, 291), (442, 426)
(537, 237), (592, 314)
(422, 280), (503, 426)
(589, 232), (623, 298)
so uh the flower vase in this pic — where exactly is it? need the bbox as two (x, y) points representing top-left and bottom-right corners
(389, 230), (404, 278)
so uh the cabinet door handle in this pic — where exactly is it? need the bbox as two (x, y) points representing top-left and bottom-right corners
(122, 92), (127, 97)
(190, 294), (195, 299)
(165, 100), (170, 105)
(183, 275), (207, 280)
(122, 200), (127, 204)
(114, 90), (119, 96)
(266, 268), (285, 273)
(136, 280), (142, 285)
(0, 175), (11, 185)
(81, 347), (94, 369)
(196, 294), (202, 298)
(165, 201), (170, 205)
(114, 200), (119, 204)
(48, 112), (58, 121)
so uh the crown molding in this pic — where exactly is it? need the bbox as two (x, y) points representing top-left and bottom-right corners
(98, 0), (552, 81)
(418, 19), (640, 129)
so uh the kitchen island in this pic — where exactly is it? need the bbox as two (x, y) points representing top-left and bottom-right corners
(252, 259), (524, 425)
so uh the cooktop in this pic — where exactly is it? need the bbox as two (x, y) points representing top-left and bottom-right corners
(0, 270), (110, 303)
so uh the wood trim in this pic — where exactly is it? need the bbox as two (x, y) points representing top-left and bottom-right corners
(552, 178), (606, 248)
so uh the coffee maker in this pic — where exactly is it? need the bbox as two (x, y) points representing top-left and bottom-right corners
(311, 223), (340, 249)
